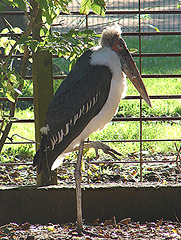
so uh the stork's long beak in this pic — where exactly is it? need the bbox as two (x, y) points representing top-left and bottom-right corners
(115, 39), (151, 107)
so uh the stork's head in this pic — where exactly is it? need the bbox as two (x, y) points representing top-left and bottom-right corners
(101, 24), (151, 107)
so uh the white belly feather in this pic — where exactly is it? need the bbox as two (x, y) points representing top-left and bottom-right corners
(51, 47), (127, 170)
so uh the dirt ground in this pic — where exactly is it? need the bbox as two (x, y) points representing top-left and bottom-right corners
(1, 218), (181, 239)
(1, 152), (181, 186)
(1, 152), (181, 239)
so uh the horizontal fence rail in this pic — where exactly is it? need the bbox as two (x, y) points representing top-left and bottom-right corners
(1, 10), (181, 15)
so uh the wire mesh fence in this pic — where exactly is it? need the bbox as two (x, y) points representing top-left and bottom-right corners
(53, 0), (181, 33)
(0, 0), (181, 185)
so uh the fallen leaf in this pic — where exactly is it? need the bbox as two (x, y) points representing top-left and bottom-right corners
(147, 167), (152, 171)
(118, 217), (131, 225)
(21, 222), (31, 231)
(104, 233), (110, 238)
(26, 236), (35, 240)
(136, 221), (140, 227)
(47, 226), (55, 232)
(156, 218), (163, 228)
(10, 171), (20, 178)
(92, 218), (99, 226)
(132, 170), (137, 176)
(112, 216), (117, 227)
(104, 219), (113, 226)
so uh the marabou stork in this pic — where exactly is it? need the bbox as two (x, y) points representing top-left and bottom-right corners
(34, 24), (151, 233)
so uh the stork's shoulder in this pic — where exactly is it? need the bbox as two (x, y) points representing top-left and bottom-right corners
(68, 49), (93, 76)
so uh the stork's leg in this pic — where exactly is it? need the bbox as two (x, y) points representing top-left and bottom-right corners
(75, 141), (84, 235)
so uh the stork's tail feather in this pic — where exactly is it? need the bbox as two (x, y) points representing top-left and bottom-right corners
(33, 135), (52, 181)
(33, 149), (41, 173)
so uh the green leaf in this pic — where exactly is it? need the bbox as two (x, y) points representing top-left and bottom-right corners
(91, 0), (106, 17)
(40, 27), (49, 37)
(4, 43), (12, 55)
(0, 36), (9, 48)
(81, 29), (94, 35)
(9, 74), (17, 84)
(46, 226), (55, 232)
(87, 169), (92, 176)
(29, 40), (39, 52)
(2, 0), (26, 11)
(13, 27), (23, 34)
(148, 24), (160, 32)
(129, 48), (138, 54)
(91, 164), (99, 170)
(6, 92), (15, 103)
(67, 29), (78, 37)
(57, 0), (71, 14)
(7, 82), (13, 91)
(80, 0), (92, 15)
(154, 27), (160, 32)
(18, 35), (32, 44)
(53, 31), (60, 37)
(0, 28), (9, 34)
(81, 161), (86, 172)
(80, 0), (106, 16)
(9, 39), (16, 46)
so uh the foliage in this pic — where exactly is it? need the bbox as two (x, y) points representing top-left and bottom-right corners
(37, 28), (99, 70)
(177, 0), (181, 8)
(0, 0), (104, 102)
(80, 0), (106, 16)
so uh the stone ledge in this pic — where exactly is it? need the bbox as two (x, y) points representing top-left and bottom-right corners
(1, 183), (181, 225)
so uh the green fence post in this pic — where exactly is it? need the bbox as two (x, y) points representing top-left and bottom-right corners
(31, 0), (57, 186)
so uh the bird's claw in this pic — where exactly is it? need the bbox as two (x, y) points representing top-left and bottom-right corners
(73, 141), (122, 160)
(88, 141), (122, 160)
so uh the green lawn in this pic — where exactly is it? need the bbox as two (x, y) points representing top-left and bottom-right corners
(1, 35), (181, 161)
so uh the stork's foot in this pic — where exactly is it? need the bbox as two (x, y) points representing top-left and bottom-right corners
(74, 141), (122, 160)
(85, 141), (122, 160)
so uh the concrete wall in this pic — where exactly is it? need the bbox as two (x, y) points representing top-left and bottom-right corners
(0, 184), (181, 225)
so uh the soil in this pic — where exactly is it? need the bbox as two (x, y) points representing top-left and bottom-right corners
(1, 152), (181, 186)
(1, 152), (181, 239)
(0, 218), (181, 239)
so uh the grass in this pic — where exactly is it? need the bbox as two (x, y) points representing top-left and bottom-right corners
(125, 35), (181, 74)
(1, 108), (35, 161)
(89, 121), (181, 156)
(1, 35), (181, 161)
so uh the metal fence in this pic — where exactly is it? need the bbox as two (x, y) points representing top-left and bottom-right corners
(0, 0), (181, 184)
(53, 0), (181, 33)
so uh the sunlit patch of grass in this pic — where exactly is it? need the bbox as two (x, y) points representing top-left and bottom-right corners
(119, 77), (181, 117)
(89, 121), (181, 156)
(1, 108), (35, 161)
(125, 35), (181, 74)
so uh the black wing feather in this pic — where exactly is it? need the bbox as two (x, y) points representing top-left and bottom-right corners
(34, 49), (112, 178)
